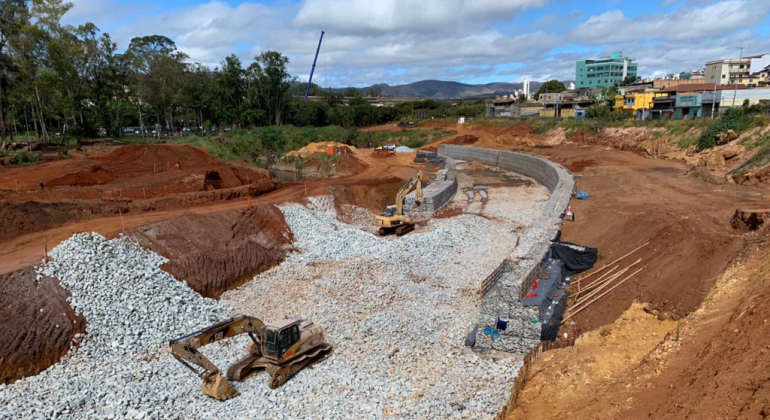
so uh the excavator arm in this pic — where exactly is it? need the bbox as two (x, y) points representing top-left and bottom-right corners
(395, 170), (423, 216)
(168, 315), (266, 400)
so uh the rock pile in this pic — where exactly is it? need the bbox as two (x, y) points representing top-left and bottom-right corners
(38, 233), (228, 356)
(2, 195), (545, 419)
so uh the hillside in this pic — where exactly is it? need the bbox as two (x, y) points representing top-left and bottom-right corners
(338, 79), (546, 99)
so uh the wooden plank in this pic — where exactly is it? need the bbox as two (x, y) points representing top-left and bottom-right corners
(562, 266), (645, 323)
(574, 242), (649, 285)
(577, 259), (642, 303)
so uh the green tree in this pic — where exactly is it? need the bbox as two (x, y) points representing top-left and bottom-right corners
(534, 80), (566, 100)
(342, 87), (362, 97)
(620, 75), (640, 86)
(125, 35), (189, 136)
(0, 0), (31, 148)
(250, 51), (293, 126)
(517, 93), (527, 103)
(212, 54), (245, 128)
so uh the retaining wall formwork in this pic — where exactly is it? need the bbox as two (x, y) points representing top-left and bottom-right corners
(438, 145), (575, 352)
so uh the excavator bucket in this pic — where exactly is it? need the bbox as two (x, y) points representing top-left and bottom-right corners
(202, 373), (238, 401)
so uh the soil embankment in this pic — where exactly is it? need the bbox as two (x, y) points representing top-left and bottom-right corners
(0, 145), (278, 242)
(508, 228), (770, 420)
(536, 145), (766, 331)
(0, 267), (86, 384)
(130, 205), (293, 298)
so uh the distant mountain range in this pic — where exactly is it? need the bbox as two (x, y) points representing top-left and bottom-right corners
(335, 79), (546, 99)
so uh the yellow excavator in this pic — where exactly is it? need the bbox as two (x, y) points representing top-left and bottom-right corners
(375, 170), (423, 236)
(169, 315), (333, 400)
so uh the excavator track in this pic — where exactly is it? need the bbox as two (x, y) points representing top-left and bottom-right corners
(395, 223), (415, 236)
(269, 345), (334, 389)
(227, 344), (334, 388)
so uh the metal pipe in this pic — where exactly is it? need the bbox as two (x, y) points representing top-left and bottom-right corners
(304, 31), (325, 100)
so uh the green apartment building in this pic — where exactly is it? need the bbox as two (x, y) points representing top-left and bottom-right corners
(576, 52), (637, 88)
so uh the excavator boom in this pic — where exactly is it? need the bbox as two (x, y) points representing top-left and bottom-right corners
(375, 170), (423, 236)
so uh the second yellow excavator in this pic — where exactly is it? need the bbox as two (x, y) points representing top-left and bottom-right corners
(375, 170), (423, 236)
(169, 315), (333, 400)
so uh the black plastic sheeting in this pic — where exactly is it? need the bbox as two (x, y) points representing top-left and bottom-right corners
(541, 286), (569, 341)
(522, 240), (597, 341)
(522, 259), (565, 318)
(549, 241), (598, 274)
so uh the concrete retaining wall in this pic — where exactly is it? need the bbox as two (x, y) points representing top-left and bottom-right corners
(438, 145), (575, 352)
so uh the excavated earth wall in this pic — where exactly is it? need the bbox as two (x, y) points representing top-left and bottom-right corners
(130, 205), (293, 299)
(438, 145), (575, 352)
(0, 268), (86, 384)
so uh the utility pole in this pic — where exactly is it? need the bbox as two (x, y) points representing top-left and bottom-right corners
(732, 46), (746, 109)
(711, 83), (717, 119)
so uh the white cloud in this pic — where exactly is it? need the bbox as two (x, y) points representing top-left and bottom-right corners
(567, 0), (770, 44)
(292, 0), (549, 35)
(62, 0), (152, 28)
(61, 0), (770, 87)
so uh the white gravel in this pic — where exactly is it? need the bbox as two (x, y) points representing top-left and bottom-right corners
(1, 198), (543, 419)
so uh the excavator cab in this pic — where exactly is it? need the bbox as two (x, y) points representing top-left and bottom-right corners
(263, 321), (300, 360)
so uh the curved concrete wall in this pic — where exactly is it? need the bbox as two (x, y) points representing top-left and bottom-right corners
(438, 145), (575, 352)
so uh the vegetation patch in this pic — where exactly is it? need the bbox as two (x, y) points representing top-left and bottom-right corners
(6, 151), (41, 166)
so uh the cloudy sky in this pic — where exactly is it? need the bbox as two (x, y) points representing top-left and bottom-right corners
(62, 0), (770, 87)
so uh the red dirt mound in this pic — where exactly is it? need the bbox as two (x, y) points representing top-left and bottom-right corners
(130, 205), (293, 298)
(446, 135), (479, 145)
(98, 144), (213, 174)
(0, 145), (278, 242)
(46, 165), (117, 188)
(0, 267), (86, 384)
(497, 122), (533, 136)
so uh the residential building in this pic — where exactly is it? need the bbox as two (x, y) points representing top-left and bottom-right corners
(490, 98), (516, 117)
(705, 58), (750, 84)
(614, 92), (655, 119)
(705, 54), (767, 85)
(652, 83), (746, 119)
(731, 65), (770, 87)
(538, 92), (564, 103)
(576, 52), (638, 88)
(675, 94), (703, 119)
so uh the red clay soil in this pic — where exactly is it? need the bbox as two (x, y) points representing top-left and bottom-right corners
(0, 151), (418, 276)
(616, 235), (770, 420)
(327, 176), (406, 213)
(525, 144), (768, 332)
(0, 145), (278, 242)
(0, 267), (86, 384)
(130, 205), (293, 299)
(445, 134), (480, 145)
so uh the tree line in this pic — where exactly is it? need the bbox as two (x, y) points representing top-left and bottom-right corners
(1, 0), (484, 150)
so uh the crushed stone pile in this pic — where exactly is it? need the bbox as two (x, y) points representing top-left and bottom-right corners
(38, 233), (228, 356)
(1, 193), (545, 419)
(221, 205), (531, 419)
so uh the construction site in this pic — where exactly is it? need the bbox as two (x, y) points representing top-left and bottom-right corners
(1, 119), (770, 420)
